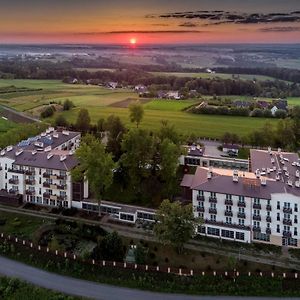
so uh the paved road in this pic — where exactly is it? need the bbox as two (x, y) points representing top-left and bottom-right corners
(0, 256), (298, 300)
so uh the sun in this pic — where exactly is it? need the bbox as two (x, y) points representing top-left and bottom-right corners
(130, 38), (137, 45)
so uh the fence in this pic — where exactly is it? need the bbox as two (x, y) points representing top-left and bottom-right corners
(0, 232), (299, 280)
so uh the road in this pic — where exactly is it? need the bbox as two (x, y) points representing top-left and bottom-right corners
(0, 256), (298, 300)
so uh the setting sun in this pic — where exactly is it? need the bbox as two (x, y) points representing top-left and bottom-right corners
(130, 38), (137, 45)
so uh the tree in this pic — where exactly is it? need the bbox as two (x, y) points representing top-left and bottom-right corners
(158, 120), (180, 145)
(54, 115), (68, 127)
(75, 108), (91, 133)
(63, 99), (74, 111)
(94, 231), (124, 261)
(154, 199), (201, 253)
(134, 245), (147, 264)
(129, 101), (144, 128)
(40, 105), (55, 118)
(71, 135), (115, 215)
(274, 109), (287, 119)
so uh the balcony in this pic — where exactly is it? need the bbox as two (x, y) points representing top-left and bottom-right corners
(8, 178), (19, 184)
(253, 226), (261, 232)
(238, 212), (246, 219)
(197, 195), (205, 201)
(25, 189), (35, 196)
(43, 193), (57, 201)
(25, 179), (35, 185)
(283, 231), (292, 238)
(283, 207), (292, 214)
(253, 203), (261, 209)
(24, 170), (35, 176)
(9, 189), (18, 195)
(197, 207), (205, 212)
(266, 205), (272, 211)
(209, 197), (217, 203)
(266, 216), (271, 223)
(225, 210), (233, 217)
(43, 182), (50, 188)
(8, 168), (24, 174)
(266, 228), (271, 234)
(43, 173), (67, 180)
(225, 199), (233, 206)
(205, 219), (251, 231)
(57, 184), (67, 190)
(253, 215), (261, 221)
(209, 208), (217, 214)
(238, 201), (246, 208)
(43, 173), (51, 178)
(57, 195), (67, 201)
(283, 219), (292, 226)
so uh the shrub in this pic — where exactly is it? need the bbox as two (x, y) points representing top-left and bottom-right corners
(40, 105), (55, 118)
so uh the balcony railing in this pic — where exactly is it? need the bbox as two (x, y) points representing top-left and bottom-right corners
(266, 228), (271, 234)
(253, 203), (261, 209)
(253, 215), (261, 221)
(8, 168), (24, 174)
(209, 208), (217, 214)
(24, 170), (35, 176)
(43, 182), (67, 190)
(283, 207), (292, 214)
(197, 207), (204, 212)
(266, 205), (272, 211)
(238, 202), (246, 208)
(197, 195), (205, 201)
(225, 199), (233, 206)
(266, 216), (271, 223)
(253, 226), (261, 232)
(43, 182), (50, 188)
(209, 197), (217, 203)
(57, 195), (67, 201)
(237, 212), (246, 219)
(283, 231), (292, 238)
(9, 189), (18, 195)
(25, 189), (35, 196)
(8, 178), (19, 184)
(225, 210), (233, 217)
(57, 184), (67, 190)
(25, 179), (35, 185)
(205, 219), (251, 231)
(43, 173), (67, 180)
(283, 219), (292, 226)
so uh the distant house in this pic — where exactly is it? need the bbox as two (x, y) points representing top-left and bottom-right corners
(134, 84), (148, 93)
(222, 144), (239, 156)
(272, 99), (288, 111)
(257, 100), (269, 109)
(271, 106), (278, 116)
(107, 82), (118, 89)
(166, 91), (181, 100)
(233, 100), (251, 108)
(72, 78), (78, 84)
(157, 91), (167, 99)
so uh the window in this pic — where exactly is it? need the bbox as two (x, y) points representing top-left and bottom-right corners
(226, 194), (232, 200)
(236, 232), (245, 241)
(288, 238), (298, 247)
(239, 196), (245, 202)
(198, 212), (204, 218)
(284, 225), (290, 232)
(267, 199), (270, 205)
(210, 203), (216, 209)
(254, 209), (260, 216)
(226, 217), (232, 224)
(294, 228), (298, 236)
(198, 226), (206, 234)
(207, 227), (220, 236)
(120, 213), (134, 222)
(199, 201), (204, 207)
(277, 201), (280, 210)
(238, 219), (245, 226)
(254, 221), (260, 228)
(253, 232), (270, 242)
(221, 230), (234, 239)
(284, 213), (290, 220)
(210, 214), (216, 222)
(239, 207), (245, 213)
(295, 203), (298, 212)
(226, 205), (232, 211)
(198, 190), (204, 196)
(210, 192), (216, 197)
(284, 202), (290, 208)
(277, 213), (280, 221)
(267, 211), (270, 217)
(295, 216), (298, 224)
(254, 198), (260, 204)
(277, 224), (280, 233)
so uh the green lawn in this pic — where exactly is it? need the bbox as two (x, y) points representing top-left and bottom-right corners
(143, 99), (199, 111)
(0, 117), (17, 133)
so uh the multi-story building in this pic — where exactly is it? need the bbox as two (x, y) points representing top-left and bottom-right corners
(181, 148), (300, 248)
(0, 127), (83, 208)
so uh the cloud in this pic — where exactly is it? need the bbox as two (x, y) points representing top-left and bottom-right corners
(179, 22), (198, 27)
(73, 30), (206, 35)
(258, 26), (300, 32)
(155, 10), (300, 26)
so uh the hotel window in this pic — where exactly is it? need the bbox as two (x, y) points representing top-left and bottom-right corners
(277, 201), (280, 209)
(284, 213), (290, 220)
(226, 217), (232, 224)
(267, 223), (270, 228)
(254, 209), (260, 216)
(198, 190), (204, 196)
(284, 202), (290, 208)
(294, 228), (298, 236)
(284, 225), (290, 232)
(199, 201), (204, 207)
(295, 215), (298, 224)
(5, 173), (7, 179)
(236, 232), (245, 241)
(207, 227), (219, 236)
(295, 203), (298, 212)
(254, 221), (260, 228)
(238, 219), (244, 226)
(254, 198), (260, 205)
(277, 213), (280, 221)
(210, 214), (216, 222)
(239, 207), (245, 213)
(267, 211), (270, 217)
(277, 225), (280, 233)
(5, 164), (7, 171)
(210, 192), (216, 197)
(267, 199), (270, 205)
(221, 230), (234, 239)
(239, 196), (245, 202)
(198, 213), (204, 218)
(226, 206), (232, 212)
(210, 203), (216, 209)
(226, 194), (232, 200)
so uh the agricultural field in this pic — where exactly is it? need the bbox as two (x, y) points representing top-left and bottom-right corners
(0, 79), (285, 138)
(0, 117), (17, 133)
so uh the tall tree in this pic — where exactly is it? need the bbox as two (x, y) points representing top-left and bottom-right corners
(72, 135), (115, 215)
(129, 101), (144, 128)
(154, 200), (201, 253)
(75, 108), (91, 133)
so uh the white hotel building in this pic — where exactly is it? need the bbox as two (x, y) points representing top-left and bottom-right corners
(181, 148), (300, 248)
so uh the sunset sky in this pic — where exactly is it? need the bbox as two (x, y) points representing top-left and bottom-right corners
(1, 0), (300, 44)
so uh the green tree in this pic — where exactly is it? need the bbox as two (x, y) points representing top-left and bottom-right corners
(63, 99), (74, 111)
(54, 114), (69, 127)
(75, 108), (91, 133)
(274, 109), (287, 119)
(72, 135), (115, 215)
(158, 120), (180, 145)
(134, 245), (147, 264)
(129, 101), (144, 128)
(154, 199), (201, 253)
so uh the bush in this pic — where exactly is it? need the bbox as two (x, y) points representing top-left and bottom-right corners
(40, 105), (55, 118)
(63, 99), (75, 111)
(274, 109), (287, 119)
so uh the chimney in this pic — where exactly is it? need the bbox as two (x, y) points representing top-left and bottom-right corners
(255, 169), (261, 179)
(207, 167), (213, 180)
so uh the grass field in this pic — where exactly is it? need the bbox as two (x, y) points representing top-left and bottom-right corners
(0, 117), (18, 133)
(0, 79), (285, 138)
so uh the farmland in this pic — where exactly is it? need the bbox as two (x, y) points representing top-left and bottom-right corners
(0, 79), (288, 138)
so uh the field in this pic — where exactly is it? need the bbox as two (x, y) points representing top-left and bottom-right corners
(0, 117), (17, 133)
(0, 79), (287, 138)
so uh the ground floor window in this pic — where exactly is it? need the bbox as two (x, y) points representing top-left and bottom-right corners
(283, 238), (298, 247)
(221, 229), (234, 239)
(236, 232), (245, 241)
(253, 232), (270, 242)
(207, 227), (220, 236)
(120, 213), (134, 222)
(198, 226), (206, 234)
(137, 212), (154, 221)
